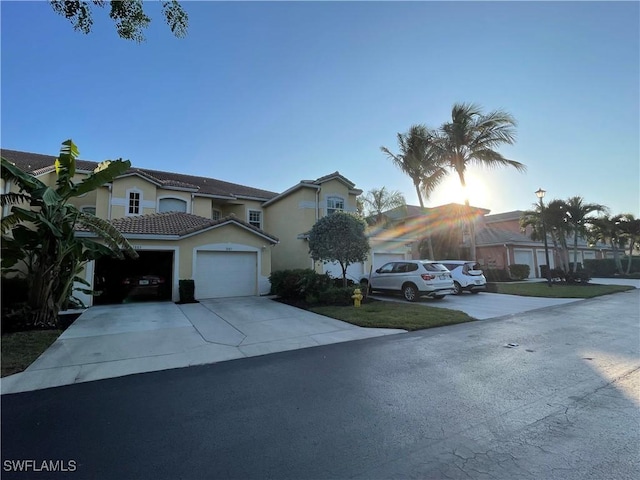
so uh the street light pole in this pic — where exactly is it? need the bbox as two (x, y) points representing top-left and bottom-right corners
(535, 188), (552, 287)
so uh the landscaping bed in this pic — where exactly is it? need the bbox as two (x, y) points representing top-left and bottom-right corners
(1, 329), (62, 377)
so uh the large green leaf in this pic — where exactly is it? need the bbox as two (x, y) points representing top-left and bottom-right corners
(73, 159), (132, 198)
(0, 192), (31, 207)
(55, 139), (79, 182)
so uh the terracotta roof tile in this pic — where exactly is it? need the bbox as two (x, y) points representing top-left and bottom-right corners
(1, 149), (279, 200)
(77, 212), (278, 242)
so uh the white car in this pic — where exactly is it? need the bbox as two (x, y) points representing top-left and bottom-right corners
(361, 260), (455, 302)
(438, 260), (487, 295)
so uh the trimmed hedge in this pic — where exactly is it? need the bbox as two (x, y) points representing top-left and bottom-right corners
(484, 268), (511, 282)
(508, 264), (530, 280)
(270, 269), (356, 306)
(584, 257), (640, 276)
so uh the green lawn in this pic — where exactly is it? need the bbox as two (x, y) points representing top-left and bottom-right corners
(1, 330), (62, 377)
(310, 302), (474, 331)
(490, 282), (634, 298)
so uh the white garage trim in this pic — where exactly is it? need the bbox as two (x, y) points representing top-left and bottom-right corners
(514, 249), (535, 278)
(372, 252), (407, 270)
(193, 243), (269, 298)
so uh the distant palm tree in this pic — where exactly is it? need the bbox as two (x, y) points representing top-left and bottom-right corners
(362, 187), (406, 224)
(545, 199), (572, 272)
(563, 196), (607, 272)
(381, 124), (447, 258)
(588, 215), (624, 274)
(438, 103), (526, 260)
(616, 213), (640, 274)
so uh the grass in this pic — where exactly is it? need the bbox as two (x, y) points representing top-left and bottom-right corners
(310, 301), (474, 331)
(490, 282), (634, 298)
(1, 329), (62, 377)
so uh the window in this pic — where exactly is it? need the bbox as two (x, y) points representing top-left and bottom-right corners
(378, 263), (395, 274)
(158, 198), (187, 213)
(81, 206), (96, 215)
(326, 196), (344, 215)
(212, 209), (222, 221)
(248, 210), (262, 229)
(128, 191), (140, 215)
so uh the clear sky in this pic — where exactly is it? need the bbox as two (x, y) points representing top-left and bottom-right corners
(2, 1), (638, 216)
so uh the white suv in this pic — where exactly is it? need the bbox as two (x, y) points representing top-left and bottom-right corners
(438, 260), (487, 295)
(361, 260), (455, 302)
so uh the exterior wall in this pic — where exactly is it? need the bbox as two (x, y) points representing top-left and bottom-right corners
(265, 187), (318, 271)
(485, 218), (522, 234)
(223, 200), (264, 224)
(192, 197), (212, 218)
(95, 186), (110, 219)
(476, 246), (511, 270)
(318, 179), (358, 217)
(110, 176), (157, 218)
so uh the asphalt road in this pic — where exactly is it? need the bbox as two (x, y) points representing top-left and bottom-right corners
(2, 290), (639, 480)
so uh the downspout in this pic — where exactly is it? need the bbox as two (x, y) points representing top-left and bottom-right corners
(107, 184), (113, 219)
(191, 193), (195, 214)
(504, 244), (510, 268)
(315, 187), (320, 221)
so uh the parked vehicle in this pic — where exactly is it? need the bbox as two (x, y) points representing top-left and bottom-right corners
(121, 275), (166, 298)
(361, 260), (455, 302)
(438, 260), (487, 295)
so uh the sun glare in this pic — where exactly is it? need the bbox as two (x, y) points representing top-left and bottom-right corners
(430, 173), (491, 208)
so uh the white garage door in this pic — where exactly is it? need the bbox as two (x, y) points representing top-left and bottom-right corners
(324, 261), (364, 282)
(514, 249), (535, 278)
(373, 253), (406, 270)
(195, 251), (257, 299)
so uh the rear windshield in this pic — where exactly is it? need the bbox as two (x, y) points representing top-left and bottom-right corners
(465, 263), (481, 270)
(421, 262), (448, 272)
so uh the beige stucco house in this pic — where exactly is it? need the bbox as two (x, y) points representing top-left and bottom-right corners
(1, 148), (363, 304)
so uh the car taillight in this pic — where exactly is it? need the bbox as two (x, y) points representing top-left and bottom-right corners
(421, 274), (435, 281)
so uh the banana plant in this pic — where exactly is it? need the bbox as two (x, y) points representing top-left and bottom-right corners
(1, 139), (138, 327)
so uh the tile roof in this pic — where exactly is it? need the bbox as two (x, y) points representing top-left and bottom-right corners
(483, 210), (525, 223)
(475, 226), (537, 245)
(77, 212), (279, 242)
(1, 148), (279, 200)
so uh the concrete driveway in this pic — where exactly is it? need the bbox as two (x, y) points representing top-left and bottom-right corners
(1, 297), (404, 395)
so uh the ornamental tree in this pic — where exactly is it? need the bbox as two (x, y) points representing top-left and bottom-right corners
(308, 212), (370, 287)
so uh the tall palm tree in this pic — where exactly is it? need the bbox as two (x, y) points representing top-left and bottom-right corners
(438, 103), (526, 260)
(616, 213), (640, 274)
(381, 124), (447, 258)
(588, 215), (624, 274)
(362, 187), (406, 224)
(545, 199), (572, 272)
(563, 196), (607, 272)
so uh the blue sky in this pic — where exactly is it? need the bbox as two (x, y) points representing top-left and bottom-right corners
(2, 1), (638, 216)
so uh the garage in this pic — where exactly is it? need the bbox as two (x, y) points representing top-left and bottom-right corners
(94, 250), (174, 304)
(372, 252), (406, 270)
(514, 249), (535, 278)
(324, 261), (364, 282)
(194, 251), (258, 299)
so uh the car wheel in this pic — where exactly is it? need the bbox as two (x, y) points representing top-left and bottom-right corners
(433, 295), (445, 300)
(453, 281), (462, 295)
(402, 284), (418, 302)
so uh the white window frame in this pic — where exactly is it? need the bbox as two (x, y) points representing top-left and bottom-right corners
(247, 209), (262, 229)
(126, 188), (143, 216)
(326, 196), (345, 215)
(212, 208), (222, 221)
(157, 196), (188, 213)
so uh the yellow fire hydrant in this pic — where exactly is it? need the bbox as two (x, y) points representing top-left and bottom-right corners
(351, 288), (363, 307)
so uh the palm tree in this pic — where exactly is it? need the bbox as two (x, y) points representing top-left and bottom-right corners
(381, 124), (447, 258)
(563, 196), (607, 272)
(588, 215), (624, 274)
(361, 187), (406, 224)
(545, 199), (572, 272)
(616, 213), (640, 274)
(438, 103), (526, 260)
(1, 139), (137, 327)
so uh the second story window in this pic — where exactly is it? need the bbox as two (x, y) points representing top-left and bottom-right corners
(128, 191), (140, 215)
(248, 210), (262, 229)
(212, 209), (222, 221)
(81, 206), (96, 216)
(326, 196), (344, 215)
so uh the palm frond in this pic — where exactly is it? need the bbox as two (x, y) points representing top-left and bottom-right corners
(0, 192), (31, 207)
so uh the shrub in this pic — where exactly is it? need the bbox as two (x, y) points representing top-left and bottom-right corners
(269, 269), (332, 299)
(485, 268), (511, 282)
(508, 264), (530, 280)
(178, 279), (196, 303)
(584, 259), (617, 277)
(314, 286), (354, 306)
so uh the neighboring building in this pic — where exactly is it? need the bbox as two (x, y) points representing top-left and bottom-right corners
(367, 205), (610, 279)
(1, 148), (361, 303)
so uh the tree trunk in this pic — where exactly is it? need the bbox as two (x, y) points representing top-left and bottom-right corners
(415, 182), (435, 259)
(573, 230), (579, 273)
(627, 244), (634, 274)
(610, 240), (623, 274)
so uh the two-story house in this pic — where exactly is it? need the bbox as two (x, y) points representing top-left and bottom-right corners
(1, 148), (361, 304)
